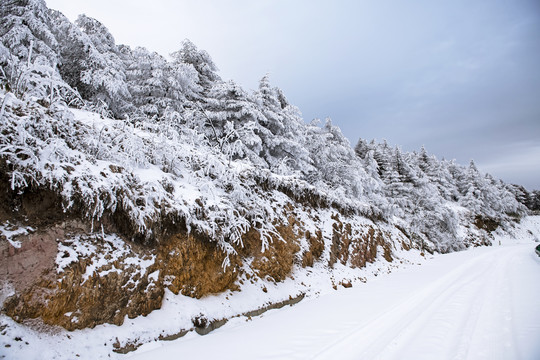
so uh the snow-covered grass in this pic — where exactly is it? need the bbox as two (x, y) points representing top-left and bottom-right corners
(2, 217), (539, 360)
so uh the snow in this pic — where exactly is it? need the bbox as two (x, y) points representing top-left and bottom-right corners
(0, 222), (35, 248)
(55, 233), (156, 288)
(56, 237), (96, 272)
(3, 217), (538, 360)
(126, 217), (540, 360)
(0, 216), (540, 360)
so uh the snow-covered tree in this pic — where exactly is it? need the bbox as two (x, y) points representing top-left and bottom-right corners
(165, 48), (201, 106)
(122, 46), (171, 119)
(372, 139), (392, 178)
(354, 138), (370, 160)
(50, 12), (130, 117)
(200, 80), (265, 164)
(255, 75), (310, 173)
(304, 118), (369, 198)
(0, 0), (58, 62)
(171, 39), (220, 99)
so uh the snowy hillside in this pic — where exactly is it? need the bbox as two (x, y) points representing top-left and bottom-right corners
(1, 1), (540, 358)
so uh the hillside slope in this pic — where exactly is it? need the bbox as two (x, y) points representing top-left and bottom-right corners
(0, 0), (538, 345)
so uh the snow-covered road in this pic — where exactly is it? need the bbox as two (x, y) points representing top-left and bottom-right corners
(130, 242), (540, 360)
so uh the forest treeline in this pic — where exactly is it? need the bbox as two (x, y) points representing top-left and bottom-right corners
(1, 0), (538, 256)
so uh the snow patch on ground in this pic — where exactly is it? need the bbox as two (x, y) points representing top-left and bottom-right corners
(0, 222), (35, 248)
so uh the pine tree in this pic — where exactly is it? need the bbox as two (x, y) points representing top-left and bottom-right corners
(255, 74), (310, 173)
(458, 160), (485, 213)
(165, 47), (201, 105)
(50, 12), (130, 117)
(122, 46), (172, 119)
(372, 140), (392, 178)
(304, 118), (369, 198)
(392, 147), (417, 185)
(171, 39), (220, 100)
(0, 0), (58, 63)
(354, 138), (370, 160)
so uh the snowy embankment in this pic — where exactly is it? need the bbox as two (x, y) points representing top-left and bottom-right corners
(127, 217), (540, 360)
(1, 217), (539, 359)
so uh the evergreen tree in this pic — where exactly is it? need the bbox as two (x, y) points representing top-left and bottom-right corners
(256, 74), (310, 173)
(304, 118), (368, 198)
(0, 0), (58, 62)
(201, 80), (266, 165)
(50, 12), (130, 117)
(372, 139), (392, 178)
(171, 39), (220, 100)
(354, 138), (370, 160)
(122, 46), (173, 119)
(458, 160), (486, 214)
(392, 147), (417, 185)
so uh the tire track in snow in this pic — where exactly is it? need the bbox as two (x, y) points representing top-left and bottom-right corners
(441, 246), (518, 360)
(312, 247), (514, 360)
(128, 243), (540, 360)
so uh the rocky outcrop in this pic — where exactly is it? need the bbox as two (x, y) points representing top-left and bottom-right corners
(2, 223), (163, 330)
(154, 233), (241, 298)
(329, 214), (393, 268)
(0, 186), (401, 331)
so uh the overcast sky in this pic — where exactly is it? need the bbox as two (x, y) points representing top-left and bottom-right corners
(46, 0), (540, 190)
